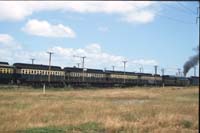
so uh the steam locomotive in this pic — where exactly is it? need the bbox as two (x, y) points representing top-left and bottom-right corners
(0, 61), (199, 87)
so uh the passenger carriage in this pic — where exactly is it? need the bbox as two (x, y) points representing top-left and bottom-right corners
(0, 62), (14, 84)
(13, 63), (65, 87)
(105, 70), (138, 86)
(64, 67), (107, 87)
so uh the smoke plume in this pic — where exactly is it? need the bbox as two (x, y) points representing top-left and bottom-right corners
(183, 46), (199, 76)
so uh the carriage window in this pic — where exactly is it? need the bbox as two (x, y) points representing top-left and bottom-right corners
(3, 69), (6, 73)
(26, 70), (29, 74)
(3, 69), (5, 74)
(8, 69), (10, 74)
(0, 69), (3, 73)
(7, 69), (10, 74)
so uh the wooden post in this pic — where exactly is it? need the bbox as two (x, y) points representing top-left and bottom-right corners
(43, 83), (46, 94)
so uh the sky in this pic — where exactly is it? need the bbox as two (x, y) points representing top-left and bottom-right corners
(0, 1), (199, 77)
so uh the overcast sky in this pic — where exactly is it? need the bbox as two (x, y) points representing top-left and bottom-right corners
(0, 1), (199, 76)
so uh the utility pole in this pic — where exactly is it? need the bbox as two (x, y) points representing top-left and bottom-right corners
(142, 65), (144, 73)
(139, 67), (143, 73)
(30, 58), (35, 64)
(197, 1), (200, 98)
(196, 2), (200, 24)
(47, 52), (54, 83)
(154, 65), (158, 75)
(196, 2), (200, 78)
(161, 68), (165, 88)
(81, 56), (86, 82)
(77, 63), (80, 68)
(177, 68), (181, 77)
(194, 66), (196, 76)
(112, 65), (115, 71)
(122, 60), (127, 84)
(73, 55), (86, 82)
(198, 2), (200, 47)
(161, 68), (165, 76)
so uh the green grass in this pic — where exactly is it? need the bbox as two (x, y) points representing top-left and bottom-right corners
(18, 122), (104, 133)
(17, 126), (65, 133)
(180, 120), (193, 129)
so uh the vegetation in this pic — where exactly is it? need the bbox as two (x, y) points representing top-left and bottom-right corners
(0, 86), (198, 132)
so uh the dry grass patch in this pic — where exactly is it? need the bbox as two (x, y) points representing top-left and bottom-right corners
(0, 86), (198, 132)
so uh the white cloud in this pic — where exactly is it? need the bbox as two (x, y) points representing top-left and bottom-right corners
(0, 34), (14, 44)
(0, 2), (32, 21)
(48, 43), (125, 68)
(45, 43), (158, 71)
(0, 34), (21, 49)
(22, 19), (76, 38)
(0, 38), (158, 72)
(122, 11), (155, 23)
(0, 1), (158, 23)
(131, 59), (158, 66)
(0, 34), (22, 62)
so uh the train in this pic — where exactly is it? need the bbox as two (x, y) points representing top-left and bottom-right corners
(0, 61), (199, 87)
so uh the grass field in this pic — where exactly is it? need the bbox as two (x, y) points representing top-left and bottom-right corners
(0, 86), (198, 133)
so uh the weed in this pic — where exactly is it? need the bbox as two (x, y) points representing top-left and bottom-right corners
(17, 127), (65, 133)
(180, 119), (193, 128)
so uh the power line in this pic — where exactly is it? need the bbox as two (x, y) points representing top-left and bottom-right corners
(175, 1), (197, 15)
(134, 3), (196, 25)
(196, 4), (200, 24)
(162, 2), (196, 16)
(155, 10), (196, 24)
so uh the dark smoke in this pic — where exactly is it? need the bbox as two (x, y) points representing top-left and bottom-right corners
(183, 46), (199, 76)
